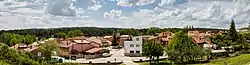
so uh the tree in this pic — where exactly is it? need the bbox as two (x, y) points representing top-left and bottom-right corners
(111, 30), (119, 46)
(234, 34), (249, 53)
(117, 28), (139, 36)
(39, 40), (59, 60)
(67, 30), (82, 38)
(227, 20), (239, 42)
(0, 33), (13, 46)
(0, 44), (40, 65)
(55, 32), (67, 39)
(142, 40), (164, 64)
(10, 38), (19, 46)
(24, 35), (36, 44)
(167, 31), (208, 63)
(146, 27), (162, 35)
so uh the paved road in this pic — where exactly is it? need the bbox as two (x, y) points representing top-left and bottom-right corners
(65, 49), (141, 65)
(65, 48), (167, 65)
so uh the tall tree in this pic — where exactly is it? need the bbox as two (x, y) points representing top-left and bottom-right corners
(142, 40), (164, 64)
(227, 20), (239, 42)
(111, 30), (119, 46)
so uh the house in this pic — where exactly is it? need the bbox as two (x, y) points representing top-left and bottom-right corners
(119, 35), (132, 46)
(99, 37), (112, 47)
(158, 31), (174, 45)
(188, 31), (213, 48)
(104, 36), (113, 42)
(124, 36), (143, 57)
(59, 36), (105, 59)
(10, 42), (41, 57)
(147, 31), (174, 46)
(67, 36), (87, 41)
(10, 43), (29, 51)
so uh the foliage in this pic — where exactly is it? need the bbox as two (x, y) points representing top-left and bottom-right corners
(39, 40), (59, 60)
(142, 40), (164, 64)
(167, 31), (208, 63)
(67, 30), (82, 38)
(146, 27), (162, 35)
(0, 27), (226, 39)
(227, 20), (239, 42)
(0, 33), (36, 46)
(111, 30), (119, 46)
(212, 34), (233, 47)
(55, 32), (67, 39)
(0, 60), (10, 65)
(0, 44), (40, 65)
(0, 33), (13, 46)
(24, 34), (37, 44)
(117, 28), (140, 36)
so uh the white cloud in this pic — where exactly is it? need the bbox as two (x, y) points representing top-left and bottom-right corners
(116, 0), (155, 7)
(0, 0), (99, 30)
(158, 0), (188, 7)
(152, 1), (250, 28)
(88, 0), (104, 11)
(88, 4), (102, 11)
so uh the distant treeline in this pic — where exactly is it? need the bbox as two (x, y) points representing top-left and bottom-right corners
(0, 27), (227, 38)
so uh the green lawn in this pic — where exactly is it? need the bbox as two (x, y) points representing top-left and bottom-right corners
(138, 54), (250, 65)
(203, 54), (250, 65)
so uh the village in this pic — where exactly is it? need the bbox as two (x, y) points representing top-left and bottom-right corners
(8, 29), (233, 65)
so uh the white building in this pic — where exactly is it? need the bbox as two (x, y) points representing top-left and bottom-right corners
(124, 36), (143, 56)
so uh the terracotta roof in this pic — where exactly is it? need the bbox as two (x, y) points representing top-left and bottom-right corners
(73, 40), (90, 44)
(104, 36), (112, 38)
(24, 47), (39, 52)
(86, 37), (102, 44)
(60, 40), (75, 47)
(67, 36), (87, 40)
(99, 38), (112, 45)
(85, 48), (102, 53)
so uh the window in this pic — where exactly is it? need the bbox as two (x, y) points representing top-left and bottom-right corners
(130, 50), (134, 53)
(136, 38), (140, 41)
(130, 44), (134, 47)
(136, 44), (140, 47)
(136, 51), (140, 53)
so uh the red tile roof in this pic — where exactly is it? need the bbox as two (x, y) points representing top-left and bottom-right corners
(85, 48), (102, 53)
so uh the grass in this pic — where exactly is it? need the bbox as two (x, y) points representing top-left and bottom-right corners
(203, 54), (250, 65)
(138, 54), (250, 65)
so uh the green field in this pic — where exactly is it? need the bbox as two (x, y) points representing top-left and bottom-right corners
(138, 54), (250, 65)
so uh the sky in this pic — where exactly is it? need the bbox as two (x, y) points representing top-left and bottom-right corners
(0, 0), (250, 30)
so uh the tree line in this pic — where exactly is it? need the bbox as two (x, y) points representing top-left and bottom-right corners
(0, 27), (226, 39)
(0, 33), (36, 46)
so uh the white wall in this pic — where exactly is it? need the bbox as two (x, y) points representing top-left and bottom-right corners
(124, 36), (143, 54)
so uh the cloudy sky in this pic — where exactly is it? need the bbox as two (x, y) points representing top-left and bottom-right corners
(0, 0), (250, 29)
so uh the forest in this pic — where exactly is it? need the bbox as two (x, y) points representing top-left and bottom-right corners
(0, 27), (227, 38)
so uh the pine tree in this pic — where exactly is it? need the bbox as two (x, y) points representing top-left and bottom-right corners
(227, 20), (239, 42)
(112, 29), (118, 46)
